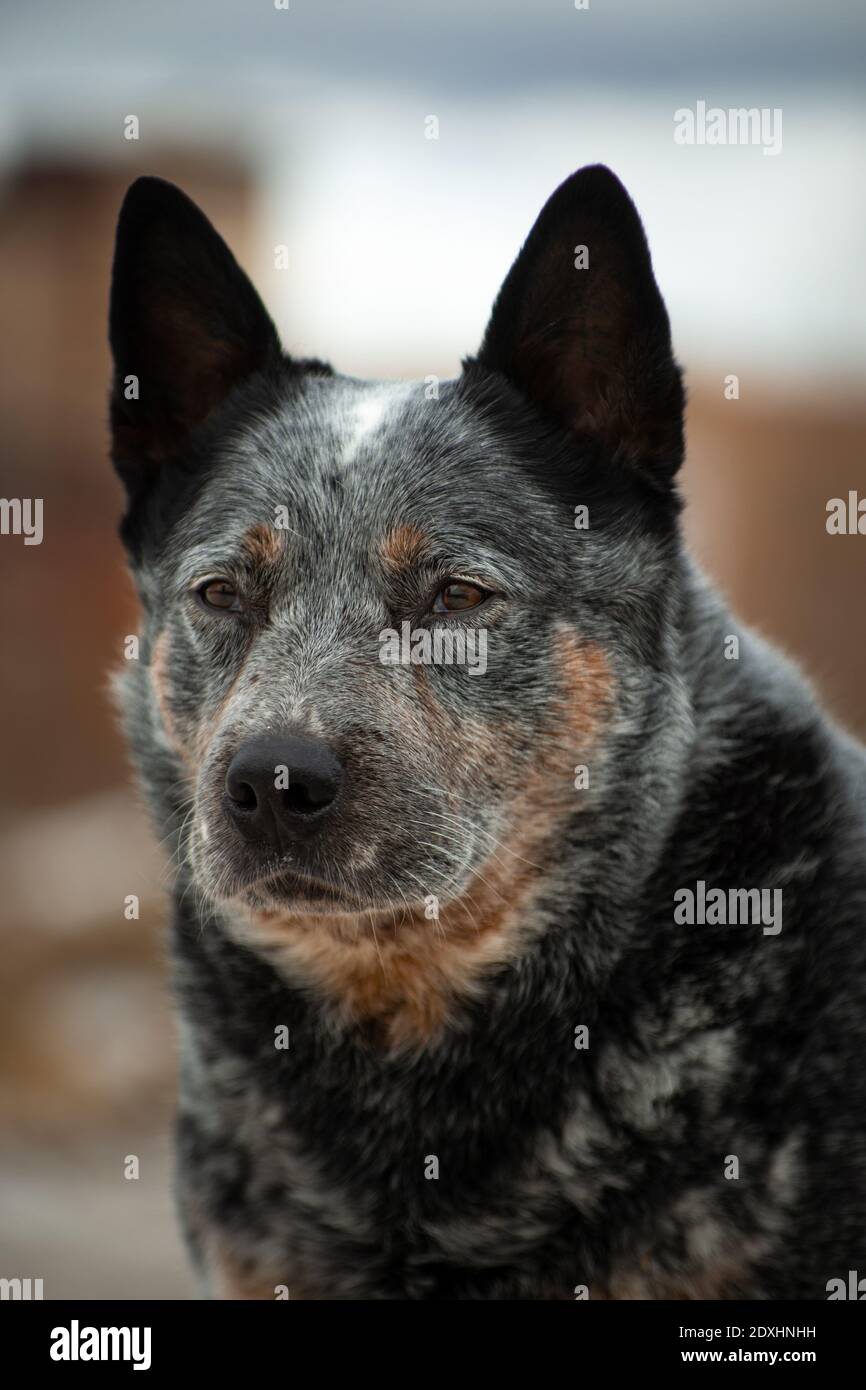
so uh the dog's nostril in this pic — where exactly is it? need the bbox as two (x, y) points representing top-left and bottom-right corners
(230, 781), (258, 810)
(281, 782), (332, 816)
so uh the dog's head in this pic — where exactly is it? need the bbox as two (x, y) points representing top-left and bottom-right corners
(109, 167), (684, 925)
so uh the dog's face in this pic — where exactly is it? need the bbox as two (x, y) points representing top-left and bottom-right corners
(109, 168), (684, 923)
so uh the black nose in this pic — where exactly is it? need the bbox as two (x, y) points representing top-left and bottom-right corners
(224, 733), (343, 846)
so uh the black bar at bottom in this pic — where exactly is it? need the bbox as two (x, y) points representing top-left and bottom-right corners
(1, 1298), (860, 1374)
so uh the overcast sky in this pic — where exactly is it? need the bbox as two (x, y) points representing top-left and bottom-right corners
(2, 0), (864, 90)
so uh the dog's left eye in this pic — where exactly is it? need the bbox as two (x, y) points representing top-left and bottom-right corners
(432, 582), (488, 614)
(196, 578), (242, 613)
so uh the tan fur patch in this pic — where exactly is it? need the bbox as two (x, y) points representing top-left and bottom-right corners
(200, 1229), (300, 1300)
(150, 631), (193, 766)
(548, 628), (614, 764)
(597, 1249), (753, 1300)
(378, 522), (431, 573)
(241, 520), (283, 567)
(151, 629), (246, 768)
(237, 628), (616, 1051)
(244, 824), (546, 1051)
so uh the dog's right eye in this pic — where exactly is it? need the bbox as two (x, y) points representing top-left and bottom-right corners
(195, 578), (242, 613)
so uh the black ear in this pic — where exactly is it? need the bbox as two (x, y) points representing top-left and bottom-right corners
(108, 177), (281, 493)
(472, 165), (684, 481)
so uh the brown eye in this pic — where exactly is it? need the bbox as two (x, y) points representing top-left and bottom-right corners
(433, 581), (487, 614)
(197, 578), (241, 612)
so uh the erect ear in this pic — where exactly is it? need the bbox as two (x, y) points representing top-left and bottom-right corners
(108, 177), (282, 493)
(472, 165), (684, 481)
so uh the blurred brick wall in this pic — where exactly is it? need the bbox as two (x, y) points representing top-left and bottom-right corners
(683, 388), (866, 738)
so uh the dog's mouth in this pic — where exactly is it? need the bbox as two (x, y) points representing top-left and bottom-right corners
(239, 865), (362, 912)
(215, 860), (463, 921)
(264, 867), (358, 911)
(191, 793), (479, 918)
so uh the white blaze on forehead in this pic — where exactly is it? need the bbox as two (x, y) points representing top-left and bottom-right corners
(341, 383), (413, 466)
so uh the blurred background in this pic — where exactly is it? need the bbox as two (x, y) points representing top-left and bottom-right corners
(0, 0), (864, 1298)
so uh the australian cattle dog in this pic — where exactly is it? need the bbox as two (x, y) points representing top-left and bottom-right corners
(108, 166), (866, 1299)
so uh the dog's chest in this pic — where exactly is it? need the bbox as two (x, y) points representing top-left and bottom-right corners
(177, 1016), (757, 1300)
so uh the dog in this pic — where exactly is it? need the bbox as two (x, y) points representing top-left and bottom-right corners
(108, 166), (866, 1300)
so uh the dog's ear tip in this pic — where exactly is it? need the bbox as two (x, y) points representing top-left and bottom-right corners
(572, 162), (619, 182)
(123, 174), (185, 200)
(555, 164), (636, 211)
(116, 176), (192, 229)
